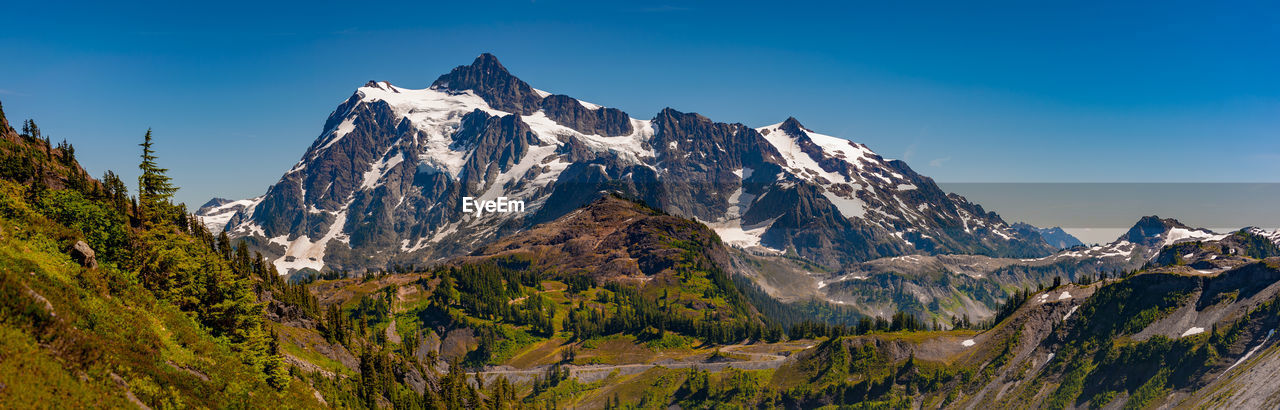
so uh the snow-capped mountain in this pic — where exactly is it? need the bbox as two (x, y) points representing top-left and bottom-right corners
(202, 53), (1054, 274)
(196, 197), (261, 233)
(808, 215), (1231, 320)
(1244, 227), (1280, 246)
(1038, 216), (1223, 262)
(828, 215), (1229, 285)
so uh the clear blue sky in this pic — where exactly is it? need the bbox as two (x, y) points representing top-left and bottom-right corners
(2, 1), (1277, 210)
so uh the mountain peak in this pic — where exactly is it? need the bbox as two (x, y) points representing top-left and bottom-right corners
(473, 52), (504, 68)
(779, 117), (807, 134)
(1120, 215), (1221, 248)
(199, 197), (233, 210)
(430, 53), (541, 115)
(1125, 215), (1182, 241)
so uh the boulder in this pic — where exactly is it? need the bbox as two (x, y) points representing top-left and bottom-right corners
(70, 240), (97, 269)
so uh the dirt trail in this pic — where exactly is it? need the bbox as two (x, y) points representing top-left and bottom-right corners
(466, 344), (793, 385)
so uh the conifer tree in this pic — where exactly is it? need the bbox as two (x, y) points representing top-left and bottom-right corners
(21, 119), (39, 141)
(137, 129), (178, 223)
(217, 231), (232, 260)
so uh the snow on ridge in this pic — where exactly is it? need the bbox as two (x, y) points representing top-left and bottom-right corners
(348, 82), (653, 182)
(243, 79), (670, 272)
(201, 197), (258, 216)
(1161, 227), (1226, 248)
(1055, 240), (1136, 260)
(1245, 227), (1280, 246)
(576, 98), (602, 110)
(309, 82), (503, 180)
(520, 112), (655, 163)
(757, 122), (868, 219)
(199, 196), (263, 233)
(1048, 224), (1222, 263)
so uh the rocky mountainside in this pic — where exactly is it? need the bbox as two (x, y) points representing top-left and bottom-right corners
(195, 197), (260, 232)
(1012, 222), (1083, 249)
(790, 216), (1236, 322)
(1248, 226), (1280, 244)
(0, 101), (12, 137)
(0, 101), (99, 193)
(202, 53), (1053, 275)
(460, 194), (736, 282)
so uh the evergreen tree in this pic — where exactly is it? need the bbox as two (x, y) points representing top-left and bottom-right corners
(20, 119), (40, 141)
(217, 231), (233, 260)
(137, 129), (178, 223)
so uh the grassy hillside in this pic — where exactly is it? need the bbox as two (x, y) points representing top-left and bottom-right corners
(0, 106), (321, 407)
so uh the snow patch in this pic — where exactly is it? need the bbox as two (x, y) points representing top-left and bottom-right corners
(1227, 329), (1275, 372)
(361, 150), (405, 190)
(272, 206), (351, 274)
(1181, 327), (1205, 337)
(1162, 227), (1226, 248)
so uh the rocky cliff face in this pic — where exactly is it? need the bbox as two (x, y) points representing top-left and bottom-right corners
(430, 53), (543, 115)
(203, 54), (1054, 274)
(0, 101), (12, 138)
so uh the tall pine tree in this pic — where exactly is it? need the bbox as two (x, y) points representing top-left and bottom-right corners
(138, 129), (178, 223)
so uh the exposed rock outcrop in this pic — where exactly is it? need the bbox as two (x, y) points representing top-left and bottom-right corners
(70, 240), (97, 269)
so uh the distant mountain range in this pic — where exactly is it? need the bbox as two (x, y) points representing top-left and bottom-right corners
(1012, 222), (1084, 249)
(800, 215), (1280, 320)
(199, 53), (1054, 275)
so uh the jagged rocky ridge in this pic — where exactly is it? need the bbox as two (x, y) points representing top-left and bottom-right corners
(202, 53), (1055, 274)
(803, 216), (1278, 319)
(196, 197), (260, 233)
